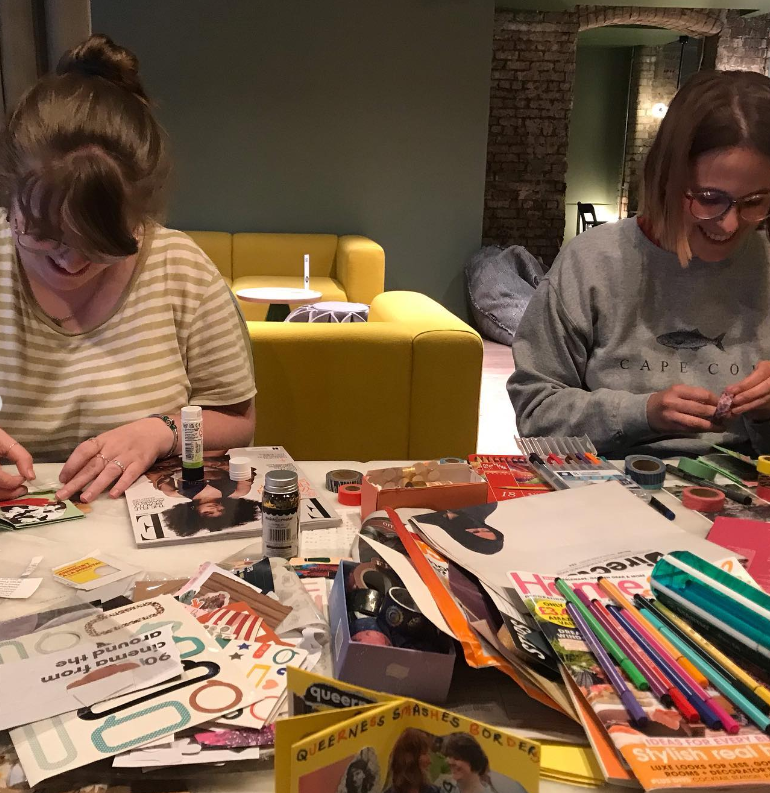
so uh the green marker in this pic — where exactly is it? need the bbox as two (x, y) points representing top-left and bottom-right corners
(555, 577), (649, 691)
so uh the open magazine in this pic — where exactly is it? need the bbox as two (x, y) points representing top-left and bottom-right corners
(508, 564), (770, 790)
(124, 446), (340, 547)
(276, 669), (541, 793)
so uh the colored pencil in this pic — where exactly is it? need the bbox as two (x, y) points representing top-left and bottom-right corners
(566, 603), (648, 727)
(611, 606), (722, 729)
(556, 579), (649, 690)
(642, 609), (768, 735)
(607, 606), (699, 723)
(648, 599), (770, 715)
(655, 602), (770, 706)
(597, 576), (710, 687)
(590, 599), (671, 704)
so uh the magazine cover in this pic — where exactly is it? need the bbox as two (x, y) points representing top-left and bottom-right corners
(508, 567), (770, 790)
(124, 446), (340, 547)
(276, 670), (541, 793)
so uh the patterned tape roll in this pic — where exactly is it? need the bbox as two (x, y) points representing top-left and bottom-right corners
(350, 616), (391, 646)
(346, 561), (396, 595)
(682, 486), (725, 513)
(677, 457), (716, 481)
(624, 455), (666, 489)
(349, 587), (384, 618)
(325, 468), (363, 493)
(338, 483), (362, 506)
(439, 457), (465, 464)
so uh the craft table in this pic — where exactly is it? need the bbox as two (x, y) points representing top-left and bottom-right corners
(0, 460), (719, 793)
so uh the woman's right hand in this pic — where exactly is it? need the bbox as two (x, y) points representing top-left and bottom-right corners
(647, 385), (720, 433)
(0, 432), (35, 499)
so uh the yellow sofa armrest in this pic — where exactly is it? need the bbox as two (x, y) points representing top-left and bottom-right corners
(248, 321), (413, 460)
(370, 292), (482, 459)
(334, 235), (385, 305)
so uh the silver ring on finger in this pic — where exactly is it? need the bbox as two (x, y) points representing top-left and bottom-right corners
(96, 453), (108, 464)
(110, 459), (126, 472)
(4, 441), (18, 456)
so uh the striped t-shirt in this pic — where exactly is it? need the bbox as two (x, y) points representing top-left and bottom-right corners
(0, 218), (256, 461)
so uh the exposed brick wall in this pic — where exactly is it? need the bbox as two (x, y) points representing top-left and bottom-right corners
(484, 6), (770, 263)
(715, 11), (770, 73)
(619, 43), (681, 216)
(483, 10), (578, 266)
(579, 6), (724, 37)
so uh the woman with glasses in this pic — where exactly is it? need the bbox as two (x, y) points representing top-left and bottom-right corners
(0, 34), (256, 502)
(509, 70), (770, 457)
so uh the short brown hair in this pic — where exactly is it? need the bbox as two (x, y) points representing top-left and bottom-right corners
(642, 70), (770, 264)
(0, 34), (169, 257)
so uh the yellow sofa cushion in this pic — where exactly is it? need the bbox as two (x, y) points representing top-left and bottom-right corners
(232, 233), (338, 280)
(183, 230), (233, 283)
(232, 275), (348, 322)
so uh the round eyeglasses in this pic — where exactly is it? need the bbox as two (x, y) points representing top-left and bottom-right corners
(687, 188), (770, 223)
(11, 215), (133, 266)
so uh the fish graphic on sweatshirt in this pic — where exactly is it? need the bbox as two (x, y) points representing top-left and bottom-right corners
(656, 329), (726, 352)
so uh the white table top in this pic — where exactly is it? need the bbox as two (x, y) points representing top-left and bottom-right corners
(0, 460), (712, 793)
(234, 287), (322, 304)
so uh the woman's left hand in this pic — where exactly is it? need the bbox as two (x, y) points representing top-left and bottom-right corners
(725, 361), (770, 420)
(56, 418), (174, 503)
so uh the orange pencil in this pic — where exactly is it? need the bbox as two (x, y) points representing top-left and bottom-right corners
(597, 576), (710, 688)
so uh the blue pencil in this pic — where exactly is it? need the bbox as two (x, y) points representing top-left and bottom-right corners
(566, 602), (648, 728)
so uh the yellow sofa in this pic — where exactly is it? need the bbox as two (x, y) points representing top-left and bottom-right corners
(183, 230), (482, 460)
(185, 231), (385, 321)
(248, 290), (483, 461)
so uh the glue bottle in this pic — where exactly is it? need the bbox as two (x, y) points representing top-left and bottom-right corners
(181, 405), (203, 482)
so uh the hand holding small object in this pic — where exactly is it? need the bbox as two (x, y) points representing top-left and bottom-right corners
(725, 361), (770, 420)
(0, 429), (35, 500)
(647, 384), (720, 433)
(56, 417), (175, 503)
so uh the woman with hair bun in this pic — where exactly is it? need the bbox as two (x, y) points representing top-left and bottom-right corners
(0, 34), (255, 503)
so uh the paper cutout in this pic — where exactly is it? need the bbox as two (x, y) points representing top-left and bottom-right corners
(0, 626), (181, 729)
(9, 596), (265, 786)
(0, 577), (42, 599)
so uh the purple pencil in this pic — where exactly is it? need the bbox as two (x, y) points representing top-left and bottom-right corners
(566, 602), (649, 728)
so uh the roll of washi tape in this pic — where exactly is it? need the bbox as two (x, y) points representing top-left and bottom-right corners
(681, 486), (725, 513)
(350, 616), (391, 646)
(381, 586), (430, 639)
(349, 587), (384, 618)
(346, 560), (396, 595)
(326, 468), (363, 493)
(439, 457), (465, 464)
(338, 483), (362, 505)
(624, 455), (666, 489)
(677, 457), (716, 482)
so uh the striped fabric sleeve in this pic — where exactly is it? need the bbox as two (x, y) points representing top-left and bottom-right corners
(186, 273), (257, 406)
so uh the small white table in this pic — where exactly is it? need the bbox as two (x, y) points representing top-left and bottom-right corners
(235, 287), (322, 322)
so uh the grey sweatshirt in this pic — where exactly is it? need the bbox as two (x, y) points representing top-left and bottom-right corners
(508, 218), (770, 457)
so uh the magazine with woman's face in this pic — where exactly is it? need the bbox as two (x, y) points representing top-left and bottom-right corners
(123, 446), (340, 547)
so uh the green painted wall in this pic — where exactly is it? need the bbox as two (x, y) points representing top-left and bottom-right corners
(564, 45), (632, 242)
(90, 0), (495, 319)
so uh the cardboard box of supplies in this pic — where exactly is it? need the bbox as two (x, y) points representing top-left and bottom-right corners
(361, 461), (491, 520)
(329, 562), (455, 703)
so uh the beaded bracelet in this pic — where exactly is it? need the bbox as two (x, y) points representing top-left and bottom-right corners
(148, 414), (178, 458)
